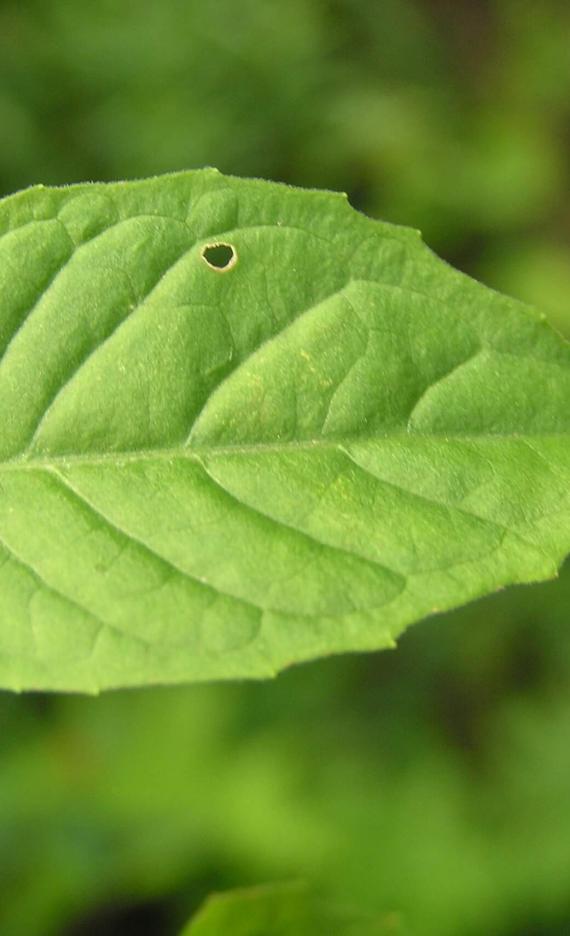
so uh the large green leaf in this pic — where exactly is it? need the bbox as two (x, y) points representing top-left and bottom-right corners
(0, 169), (568, 691)
(180, 882), (404, 936)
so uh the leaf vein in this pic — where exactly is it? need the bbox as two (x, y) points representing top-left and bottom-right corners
(48, 468), (268, 618)
(340, 447), (555, 563)
(196, 456), (406, 589)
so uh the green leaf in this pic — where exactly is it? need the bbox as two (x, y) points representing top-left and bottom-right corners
(0, 168), (568, 692)
(180, 882), (404, 936)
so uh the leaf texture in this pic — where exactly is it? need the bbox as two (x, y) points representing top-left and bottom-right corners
(0, 169), (569, 691)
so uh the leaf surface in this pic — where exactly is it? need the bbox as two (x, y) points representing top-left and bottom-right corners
(0, 169), (569, 691)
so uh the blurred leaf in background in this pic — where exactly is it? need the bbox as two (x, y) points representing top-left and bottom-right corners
(1, 569), (570, 935)
(180, 882), (404, 935)
(0, 0), (569, 934)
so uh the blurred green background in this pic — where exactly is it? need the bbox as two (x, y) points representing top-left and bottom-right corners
(1, 1), (569, 933)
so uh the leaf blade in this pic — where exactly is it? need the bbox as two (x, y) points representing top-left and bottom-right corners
(0, 169), (568, 691)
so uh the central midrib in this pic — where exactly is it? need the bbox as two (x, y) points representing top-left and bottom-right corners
(0, 430), (567, 473)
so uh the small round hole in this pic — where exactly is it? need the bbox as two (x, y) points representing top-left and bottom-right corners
(201, 242), (237, 272)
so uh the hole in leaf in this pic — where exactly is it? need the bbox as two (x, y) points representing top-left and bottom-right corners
(201, 242), (237, 272)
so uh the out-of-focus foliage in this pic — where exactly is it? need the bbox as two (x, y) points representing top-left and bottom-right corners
(1, 572), (570, 936)
(180, 882), (404, 935)
(0, 1), (569, 934)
